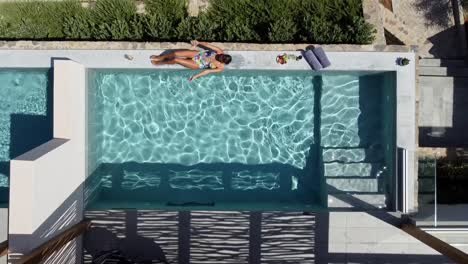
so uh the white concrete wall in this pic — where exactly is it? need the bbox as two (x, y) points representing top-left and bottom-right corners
(9, 139), (74, 234)
(8, 60), (87, 261)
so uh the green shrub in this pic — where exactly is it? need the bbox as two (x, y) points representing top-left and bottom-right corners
(0, 0), (375, 44)
(129, 15), (144, 39)
(143, 14), (172, 40)
(63, 9), (94, 39)
(176, 17), (196, 41)
(268, 18), (297, 43)
(92, 0), (136, 24)
(145, 0), (187, 24)
(0, 0), (82, 39)
(0, 16), (9, 38)
(202, 0), (372, 44)
(347, 17), (376, 44)
(176, 15), (218, 41)
(92, 23), (112, 40)
(206, 0), (269, 41)
(108, 19), (131, 40)
(64, 0), (141, 40)
(224, 17), (261, 42)
(145, 0), (187, 40)
(300, 16), (346, 43)
(196, 14), (219, 41)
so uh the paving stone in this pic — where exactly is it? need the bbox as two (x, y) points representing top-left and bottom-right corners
(362, 0), (386, 45)
(392, 0), (467, 58)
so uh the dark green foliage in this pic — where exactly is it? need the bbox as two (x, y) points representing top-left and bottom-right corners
(195, 14), (219, 41)
(0, 0), (82, 39)
(143, 14), (172, 40)
(347, 17), (377, 44)
(144, 0), (187, 25)
(435, 159), (468, 204)
(63, 9), (94, 39)
(0, 0), (375, 44)
(201, 0), (374, 44)
(108, 20), (131, 40)
(129, 15), (144, 39)
(176, 17), (200, 41)
(89, 0), (136, 40)
(224, 17), (261, 42)
(63, 0), (138, 40)
(93, 0), (136, 24)
(301, 16), (347, 43)
(269, 18), (297, 43)
(176, 15), (219, 41)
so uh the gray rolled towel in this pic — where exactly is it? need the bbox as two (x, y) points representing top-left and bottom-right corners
(302, 50), (323, 71)
(312, 47), (331, 68)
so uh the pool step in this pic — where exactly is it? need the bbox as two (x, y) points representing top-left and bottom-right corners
(328, 194), (386, 209)
(322, 147), (383, 163)
(419, 58), (466, 67)
(420, 66), (468, 77)
(418, 76), (468, 128)
(326, 178), (379, 193)
(324, 162), (384, 177)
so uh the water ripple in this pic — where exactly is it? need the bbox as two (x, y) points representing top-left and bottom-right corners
(94, 70), (317, 169)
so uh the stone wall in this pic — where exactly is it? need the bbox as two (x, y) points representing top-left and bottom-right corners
(0, 40), (412, 52)
(362, 0), (386, 45)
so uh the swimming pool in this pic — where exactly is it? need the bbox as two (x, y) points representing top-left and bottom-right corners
(0, 69), (52, 203)
(87, 69), (396, 211)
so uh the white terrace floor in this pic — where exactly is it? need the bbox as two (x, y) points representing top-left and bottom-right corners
(82, 210), (454, 263)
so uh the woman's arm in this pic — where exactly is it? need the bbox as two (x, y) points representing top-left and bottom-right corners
(191, 40), (224, 54)
(189, 68), (223, 82)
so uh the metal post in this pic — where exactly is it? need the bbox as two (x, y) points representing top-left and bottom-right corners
(434, 155), (437, 227)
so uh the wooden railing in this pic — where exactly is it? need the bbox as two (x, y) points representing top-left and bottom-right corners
(17, 220), (91, 264)
(401, 223), (468, 264)
(0, 240), (8, 258)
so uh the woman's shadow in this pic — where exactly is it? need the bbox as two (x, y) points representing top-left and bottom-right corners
(84, 211), (169, 263)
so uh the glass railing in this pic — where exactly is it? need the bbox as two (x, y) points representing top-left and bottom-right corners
(412, 156), (437, 226)
(413, 152), (468, 227)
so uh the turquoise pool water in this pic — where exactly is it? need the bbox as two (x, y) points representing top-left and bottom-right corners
(88, 70), (396, 210)
(0, 69), (51, 202)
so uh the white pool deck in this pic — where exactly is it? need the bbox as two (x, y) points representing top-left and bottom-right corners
(3, 50), (418, 261)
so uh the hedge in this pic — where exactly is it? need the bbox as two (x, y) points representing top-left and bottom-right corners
(0, 0), (376, 44)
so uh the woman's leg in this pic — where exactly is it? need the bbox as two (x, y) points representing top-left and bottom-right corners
(173, 58), (200, 69)
(152, 58), (199, 69)
(151, 50), (199, 61)
(151, 59), (176, 65)
(150, 53), (175, 61)
(172, 50), (199, 59)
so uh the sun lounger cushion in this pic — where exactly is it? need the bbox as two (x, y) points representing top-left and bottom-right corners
(312, 47), (331, 68)
(302, 50), (323, 71)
